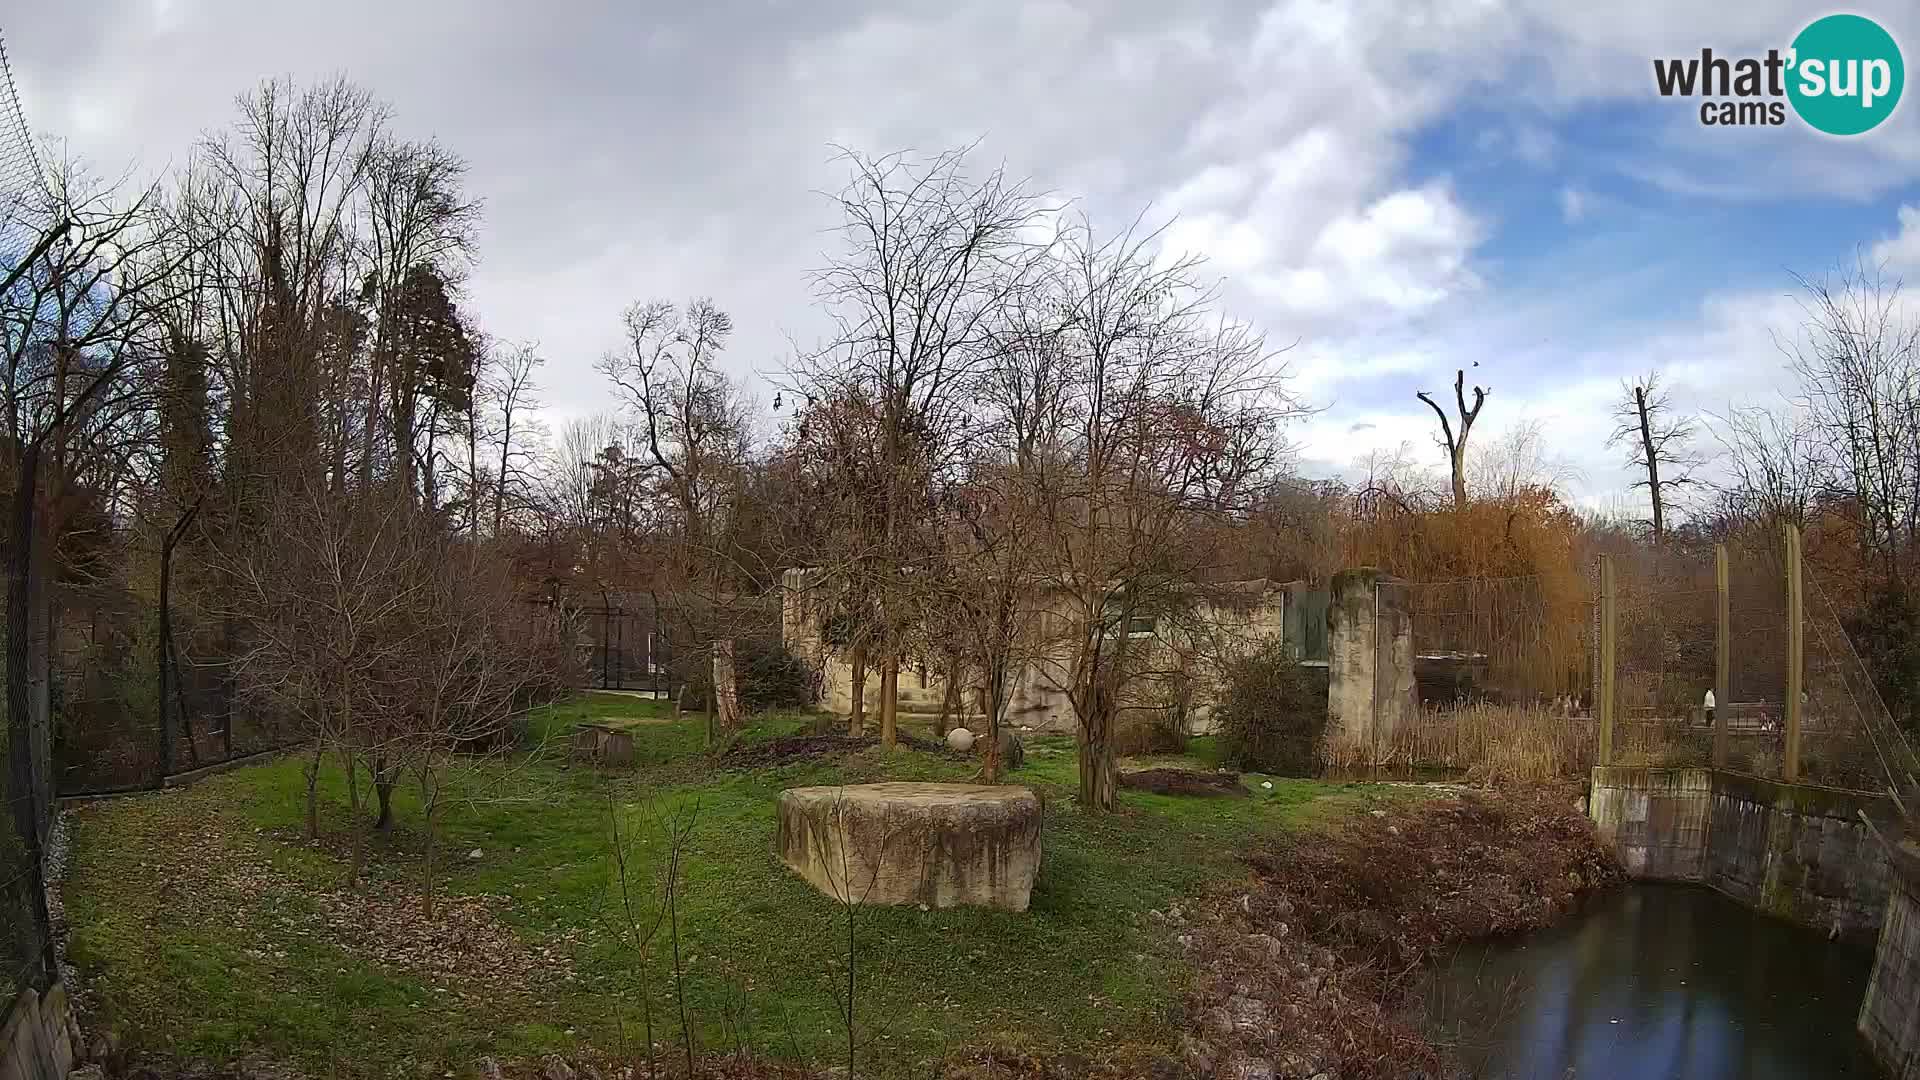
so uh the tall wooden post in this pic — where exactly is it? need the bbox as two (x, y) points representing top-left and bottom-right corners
(1784, 522), (1804, 782)
(1714, 543), (1731, 769)
(1598, 555), (1617, 767)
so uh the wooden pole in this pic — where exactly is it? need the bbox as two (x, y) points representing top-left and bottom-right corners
(1598, 555), (1617, 768)
(1784, 522), (1804, 782)
(1714, 543), (1730, 769)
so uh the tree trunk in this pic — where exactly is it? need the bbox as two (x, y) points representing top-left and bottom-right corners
(374, 756), (396, 834)
(1449, 446), (1468, 511)
(936, 655), (961, 738)
(711, 638), (742, 733)
(1635, 386), (1666, 542)
(304, 737), (324, 841)
(879, 658), (898, 750)
(1078, 680), (1117, 811)
(983, 661), (1005, 785)
(848, 644), (868, 736)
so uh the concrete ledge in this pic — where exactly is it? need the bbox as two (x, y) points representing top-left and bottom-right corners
(1589, 766), (1894, 941)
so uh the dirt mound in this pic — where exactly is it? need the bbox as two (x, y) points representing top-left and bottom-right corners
(1118, 768), (1246, 797)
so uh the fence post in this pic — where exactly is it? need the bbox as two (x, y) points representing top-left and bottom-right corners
(1714, 543), (1730, 769)
(1598, 555), (1617, 768)
(1784, 522), (1804, 782)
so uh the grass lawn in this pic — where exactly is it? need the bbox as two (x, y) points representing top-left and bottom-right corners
(63, 693), (1375, 1078)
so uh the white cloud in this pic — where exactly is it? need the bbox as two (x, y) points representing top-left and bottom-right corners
(1560, 186), (1588, 223)
(1872, 205), (1920, 271)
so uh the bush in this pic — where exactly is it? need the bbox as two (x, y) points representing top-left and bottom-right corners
(1114, 709), (1189, 757)
(737, 636), (817, 713)
(1216, 640), (1325, 776)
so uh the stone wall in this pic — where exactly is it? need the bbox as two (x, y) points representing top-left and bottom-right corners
(1588, 766), (1895, 941)
(1860, 843), (1920, 1079)
(0, 981), (78, 1080)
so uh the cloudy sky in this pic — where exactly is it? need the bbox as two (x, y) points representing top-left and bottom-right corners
(8, 0), (1920, 509)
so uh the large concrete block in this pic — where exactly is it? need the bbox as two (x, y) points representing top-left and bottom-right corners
(777, 783), (1042, 912)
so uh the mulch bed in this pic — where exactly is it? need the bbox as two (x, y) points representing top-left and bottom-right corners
(1118, 768), (1247, 797)
(718, 730), (962, 769)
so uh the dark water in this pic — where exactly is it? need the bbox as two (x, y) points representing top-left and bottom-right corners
(1423, 885), (1882, 1079)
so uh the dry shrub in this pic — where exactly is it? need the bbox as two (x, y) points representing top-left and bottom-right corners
(1396, 703), (1591, 783)
(1216, 640), (1324, 776)
(1113, 709), (1189, 757)
(1176, 787), (1621, 1079)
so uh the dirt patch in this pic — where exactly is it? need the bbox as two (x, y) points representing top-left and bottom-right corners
(1118, 768), (1247, 798)
(1170, 786), (1622, 1079)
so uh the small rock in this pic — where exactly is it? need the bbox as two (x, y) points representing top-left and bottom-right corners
(1202, 1005), (1236, 1037)
(1244, 932), (1285, 957)
(1369, 809), (1386, 818)
(1180, 1034), (1217, 1075)
(1223, 1056), (1275, 1080)
(1238, 893), (1253, 914)
(468, 848), (484, 861)
(1260, 780), (1273, 790)
(541, 1055), (576, 1080)
(1224, 994), (1269, 1031)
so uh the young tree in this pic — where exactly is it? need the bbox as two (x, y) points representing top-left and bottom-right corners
(1416, 368), (1489, 510)
(1608, 371), (1699, 542)
(798, 147), (1053, 748)
(1022, 219), (1298, 810)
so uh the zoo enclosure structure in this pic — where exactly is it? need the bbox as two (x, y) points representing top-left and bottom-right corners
(1594, 523), (1919, 793)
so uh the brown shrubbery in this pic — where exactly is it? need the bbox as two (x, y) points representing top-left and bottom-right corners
(1174, 787), (1621, 1079)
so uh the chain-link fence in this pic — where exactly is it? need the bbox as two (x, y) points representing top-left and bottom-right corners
(1599, 527), (1918, 793)
(1382, 573), (1596, 781)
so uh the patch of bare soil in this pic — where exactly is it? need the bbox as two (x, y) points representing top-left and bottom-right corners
(1169, 786), (1622, 1080)
(1119, 769), (1248, 798)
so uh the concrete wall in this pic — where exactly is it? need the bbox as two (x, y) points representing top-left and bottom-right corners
(1324, 568), (1416, 766)
(1860, 843), (1920, 1079)
(1587, 766), (1713, 880)
(780, 568), (1303, 735)
(1589, 766), (1896, 941)
(0, 981), (78, 1080)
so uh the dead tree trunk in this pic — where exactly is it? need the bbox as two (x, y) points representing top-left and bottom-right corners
(1634, 385), (1666, 542)
(1417, 369), (1489, 510)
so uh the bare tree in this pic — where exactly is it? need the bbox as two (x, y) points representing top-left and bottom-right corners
(1022, 218), (1299, 810)
(1779, 260), (1920, 585)
(1710, 402), (1821, 528)
(796, 147), (1055, 749)
(1608, 371), (1700, 542)
(1417, 368), (1489, 509)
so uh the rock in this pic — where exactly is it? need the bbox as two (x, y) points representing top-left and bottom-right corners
(541, 1056), (576, 1080)
(1223, 1056), (1276, 1080)
(69, 1067), (104, 1080)
(986, 729), (1024, 770)
(1243, 932), (1285, 958)
(1201, 1005), (1236, 1037)
(1224, 993), (1269, 1031)
(477, 1058), (504, 1080)
(1181, 1034), (1218, 1074)
(467, 848), (484, 861)
(776, 782), (1043, 911)
(946, 727), (976, 751)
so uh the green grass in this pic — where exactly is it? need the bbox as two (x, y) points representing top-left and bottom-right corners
(63, 692), (1373, 1077)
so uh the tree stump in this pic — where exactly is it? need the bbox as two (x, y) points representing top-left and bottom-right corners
(776, 783), (1043, 911)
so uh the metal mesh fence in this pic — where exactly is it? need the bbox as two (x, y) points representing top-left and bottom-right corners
(1, 21), (53, 1010)
(1387, 574), (1596, 781)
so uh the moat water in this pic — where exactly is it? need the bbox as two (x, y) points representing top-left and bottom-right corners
(1423, 884), (1882, 1078)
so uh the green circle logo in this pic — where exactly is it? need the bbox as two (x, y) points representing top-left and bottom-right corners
(1787, 14), (1904, 135)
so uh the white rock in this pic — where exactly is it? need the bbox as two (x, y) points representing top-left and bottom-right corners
(945, 727), (976, 751)
(467, 848), (484, 861)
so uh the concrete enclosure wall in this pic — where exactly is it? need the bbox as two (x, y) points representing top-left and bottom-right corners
(1324, 568), (1416, 766)
(1588, 766), (1895, 941)
(1859, 844), (1920, 1079)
